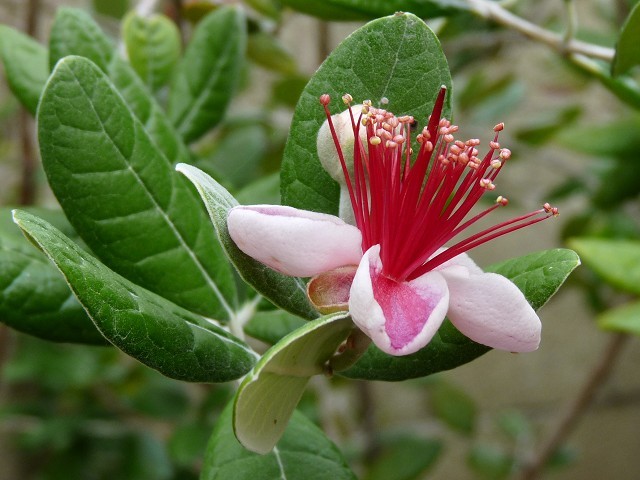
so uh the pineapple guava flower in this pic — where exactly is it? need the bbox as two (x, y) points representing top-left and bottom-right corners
(228, 88), (557, 356)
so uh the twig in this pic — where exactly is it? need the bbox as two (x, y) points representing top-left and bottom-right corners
(318, 20), (331, 66)
(520, 333), (630, 480)
(465, 0), (615, 61)
(18, 0), (40, 206)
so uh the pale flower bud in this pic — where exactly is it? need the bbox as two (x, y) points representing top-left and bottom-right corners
(316, 105), (367, 184)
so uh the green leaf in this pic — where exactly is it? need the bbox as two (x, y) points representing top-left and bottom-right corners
(49, 7), (114, 71)
(236, 172), (281, 205)
(168, 6), (247, 143)
(47, 7), (192, 173)
(233, 312), (353, 454)
(572, 56), (640, 110)
(244, 309), (308, 344)
(341, 249), (580, 381)
(12, 210), (256, 383)
(38, 56), (237, 320)
(0, 208), (106, 345)
(569, 238), (640, 294)
(0, 26), (49, 115)
(176, 163), (318, 320)
(598, 300), (640, 335)
(247, 32), (298, 75)
(365, 435), (442, 480)
(613, 2), (640, 77)
(122, 12), (181, 93)
(197, 122), (269, 190)
(279, 0), (468, 21)
(203, 402), (356, 480)
(430, 380), (477, 434)
(281, 12), (452, 215)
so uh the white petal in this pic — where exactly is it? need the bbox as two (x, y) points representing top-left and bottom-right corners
(349, 245), (449, 356)
(227, 205), (362, 277)
(441, 270), (541, 352)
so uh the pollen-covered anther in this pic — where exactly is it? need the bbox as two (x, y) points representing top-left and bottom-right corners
(500, 148), (511, 160)
(491, 159), (502, 169)
(494, 122), (505, 132)
(342, 93), (353, 104)
(386, 140), (398, 148)
(369, 136), (381, 146)
(319, 94), (331, 106)
(363, 99), (372, 107)
(543, 203), (560, 216)
(480, 178), (496, 190)
(496, 195), (509, 206)
(489, 141), (501, 150)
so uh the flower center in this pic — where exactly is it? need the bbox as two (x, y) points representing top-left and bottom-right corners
(319, 88), (558, 282)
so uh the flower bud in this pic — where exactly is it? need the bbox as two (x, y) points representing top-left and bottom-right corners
(316, 106), (367, 184)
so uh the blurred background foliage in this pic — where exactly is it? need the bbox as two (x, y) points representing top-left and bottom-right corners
(1, 0), (640, 478)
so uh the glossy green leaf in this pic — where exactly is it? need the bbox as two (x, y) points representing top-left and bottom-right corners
(244, 309), (307, 344)
(233, 312), (353, 454)
(281, 12), (452, 215)
(365, 435), (442, 480)
(342, 249), (580, 381)
(613, 2), (640, 77)
(49, 8), (114, 71)
(598, 300), (640, 336)
(168, 6), (247, 143)
(0, 26), (49, 115)
(176, 163), (318, 320)
(122, 12), (181, 93)
(48, 8), (191, 171)
(203, 402), (356, 480)
(12, 210), (256, 383)
(430, 380), (477, 434)
(279, 0), (467, 21)
(38, 56), (237, 319)
(0, 208), (106, 345)
(569, 238), (640, 295)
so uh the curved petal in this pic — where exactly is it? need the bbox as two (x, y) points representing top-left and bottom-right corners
(441, 270), (541, 352)
(349, 245), (449, 356)
(227, 205), (362, 277)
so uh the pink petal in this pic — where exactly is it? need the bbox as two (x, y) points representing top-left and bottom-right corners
(441, 270), (541, 352)
(349, 245), (449, 356)
(227, 205), (362, 277)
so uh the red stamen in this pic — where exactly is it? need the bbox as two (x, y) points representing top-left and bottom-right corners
(319, 90), (557, 282)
